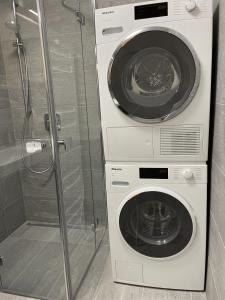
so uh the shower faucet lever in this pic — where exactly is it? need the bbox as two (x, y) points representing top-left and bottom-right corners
(57, 139), (67, 151)
(12, 40), (22, 48)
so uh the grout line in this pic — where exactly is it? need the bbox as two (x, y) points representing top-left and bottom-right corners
(212, 158), (225, 178)
(92, 255), (110, 300)
(209, 261), (219, 300)
(210, 212), (225, 253)
(7, 240), (47, 289)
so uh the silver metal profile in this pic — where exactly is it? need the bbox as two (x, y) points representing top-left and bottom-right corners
(107, 26), (201, 124)
(36, 1), (72, 299)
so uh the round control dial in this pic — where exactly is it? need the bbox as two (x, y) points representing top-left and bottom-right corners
(182, 169), (193, 180)
(185, 0), (197, 12)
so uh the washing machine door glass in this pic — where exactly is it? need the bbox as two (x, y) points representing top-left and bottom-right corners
(119, 191), (194, 258)
(109, 28), (200, 123)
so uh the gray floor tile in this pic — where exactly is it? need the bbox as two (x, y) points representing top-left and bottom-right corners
(141, 288), (192, 300)
(121, 285), (144, 300)
(0, 238), (46, 288)
(191, 292), (207, 300)
(93, 256), (126, 300)
(16, 225), (59, 242)
(9, 242), (65, 298)
(0, 293), (36, 300)
(76, 244), (109, 300)
(0, 226), (208, 300)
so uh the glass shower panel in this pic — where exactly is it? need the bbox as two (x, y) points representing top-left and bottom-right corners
(43, 0), (96, 297)
(0, 1), (67, 299)
(79, 0), (107, 247)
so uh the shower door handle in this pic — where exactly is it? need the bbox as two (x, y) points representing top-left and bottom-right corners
(57, 140), (67, 151)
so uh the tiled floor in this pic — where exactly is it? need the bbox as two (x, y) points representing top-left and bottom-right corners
(0, 228), (207, 300)
(0, 294), (35, 300)
(0, 223), (96, 300)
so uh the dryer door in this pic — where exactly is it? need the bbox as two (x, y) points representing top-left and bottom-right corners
(119, 190), (195, 258)
(109, 28), (200, 123)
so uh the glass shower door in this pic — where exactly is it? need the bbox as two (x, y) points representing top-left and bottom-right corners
(0, 0), (97, 299)
(0, 0), (68, 299)
(40, 0), (97, 298)
(79, 0), (107, 248)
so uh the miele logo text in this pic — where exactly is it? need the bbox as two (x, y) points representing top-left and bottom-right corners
(112, 168), (122, 171)
(102, 10), (115, 15)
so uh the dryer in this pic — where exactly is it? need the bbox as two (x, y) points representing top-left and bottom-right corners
(106, 162), (207, 290)
(95, 0), (213, 162)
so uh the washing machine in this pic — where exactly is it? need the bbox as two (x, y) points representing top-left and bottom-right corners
(106, 162), (207, 290)
(95, 0), (213, 162)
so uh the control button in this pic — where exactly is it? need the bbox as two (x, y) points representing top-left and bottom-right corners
(185, 0), (197, 12)
(182, 169), (193, 180)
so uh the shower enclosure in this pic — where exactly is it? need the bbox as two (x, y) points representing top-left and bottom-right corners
(0, 0), (106, 299)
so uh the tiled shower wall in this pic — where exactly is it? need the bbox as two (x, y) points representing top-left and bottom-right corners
(0, 0), (106, 228)
(0, 0), (60, 225)
(206, 0), (225, 299)
(0, 17), (25, 241)
(42, 0), (106, 226)
(20, 0), (87, 226)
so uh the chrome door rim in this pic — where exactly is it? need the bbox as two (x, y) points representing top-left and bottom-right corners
(117, 186), (197, 260)
(108, 26), (201, 124)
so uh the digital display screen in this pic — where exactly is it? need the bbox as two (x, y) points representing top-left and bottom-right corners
(135, 2), (168, 20)
(139, 168), (168, 179)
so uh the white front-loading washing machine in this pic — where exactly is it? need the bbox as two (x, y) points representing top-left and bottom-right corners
(95, 0), (213, 162)
(105, 162), (207, 290)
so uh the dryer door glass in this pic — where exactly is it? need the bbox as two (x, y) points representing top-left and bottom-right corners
(119, 191), (193, 258)
(109, 29), (200, 123)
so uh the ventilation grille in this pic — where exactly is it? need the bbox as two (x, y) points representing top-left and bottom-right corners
(172, 167), (202, 180)
(197, 0), (209, 12)
(160, 127), (201, 156)
(172, 0), (209, 15)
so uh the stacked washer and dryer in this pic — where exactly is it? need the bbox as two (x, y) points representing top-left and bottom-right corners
(95, 0), (212, 291)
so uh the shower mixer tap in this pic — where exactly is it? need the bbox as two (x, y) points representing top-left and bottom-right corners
(12, 40), (23, 48)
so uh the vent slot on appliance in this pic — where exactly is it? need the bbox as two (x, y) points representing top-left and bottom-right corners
(172, 0), (209, 15)
(172, 167), (202, 180)
(160, 127), (201, 156)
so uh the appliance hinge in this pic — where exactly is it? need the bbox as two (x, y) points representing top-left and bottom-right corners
(44, 113), (61, 132)
(0, 256), (3, 287)
(0, 256), (4, 267)
(91, 218), (99, 231)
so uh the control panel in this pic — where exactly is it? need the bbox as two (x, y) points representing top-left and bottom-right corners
(106, 164), (207, 190)
(171, 0), (211, 17)
(95, 0), (212, 45)
(134, 0), (200, 19)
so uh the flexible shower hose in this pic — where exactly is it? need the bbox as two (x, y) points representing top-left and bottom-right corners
(17, 36), (54, 174)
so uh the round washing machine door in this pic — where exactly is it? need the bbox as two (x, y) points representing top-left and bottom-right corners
(119, 189), (196, 258)
(108, 27), (200, 123)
